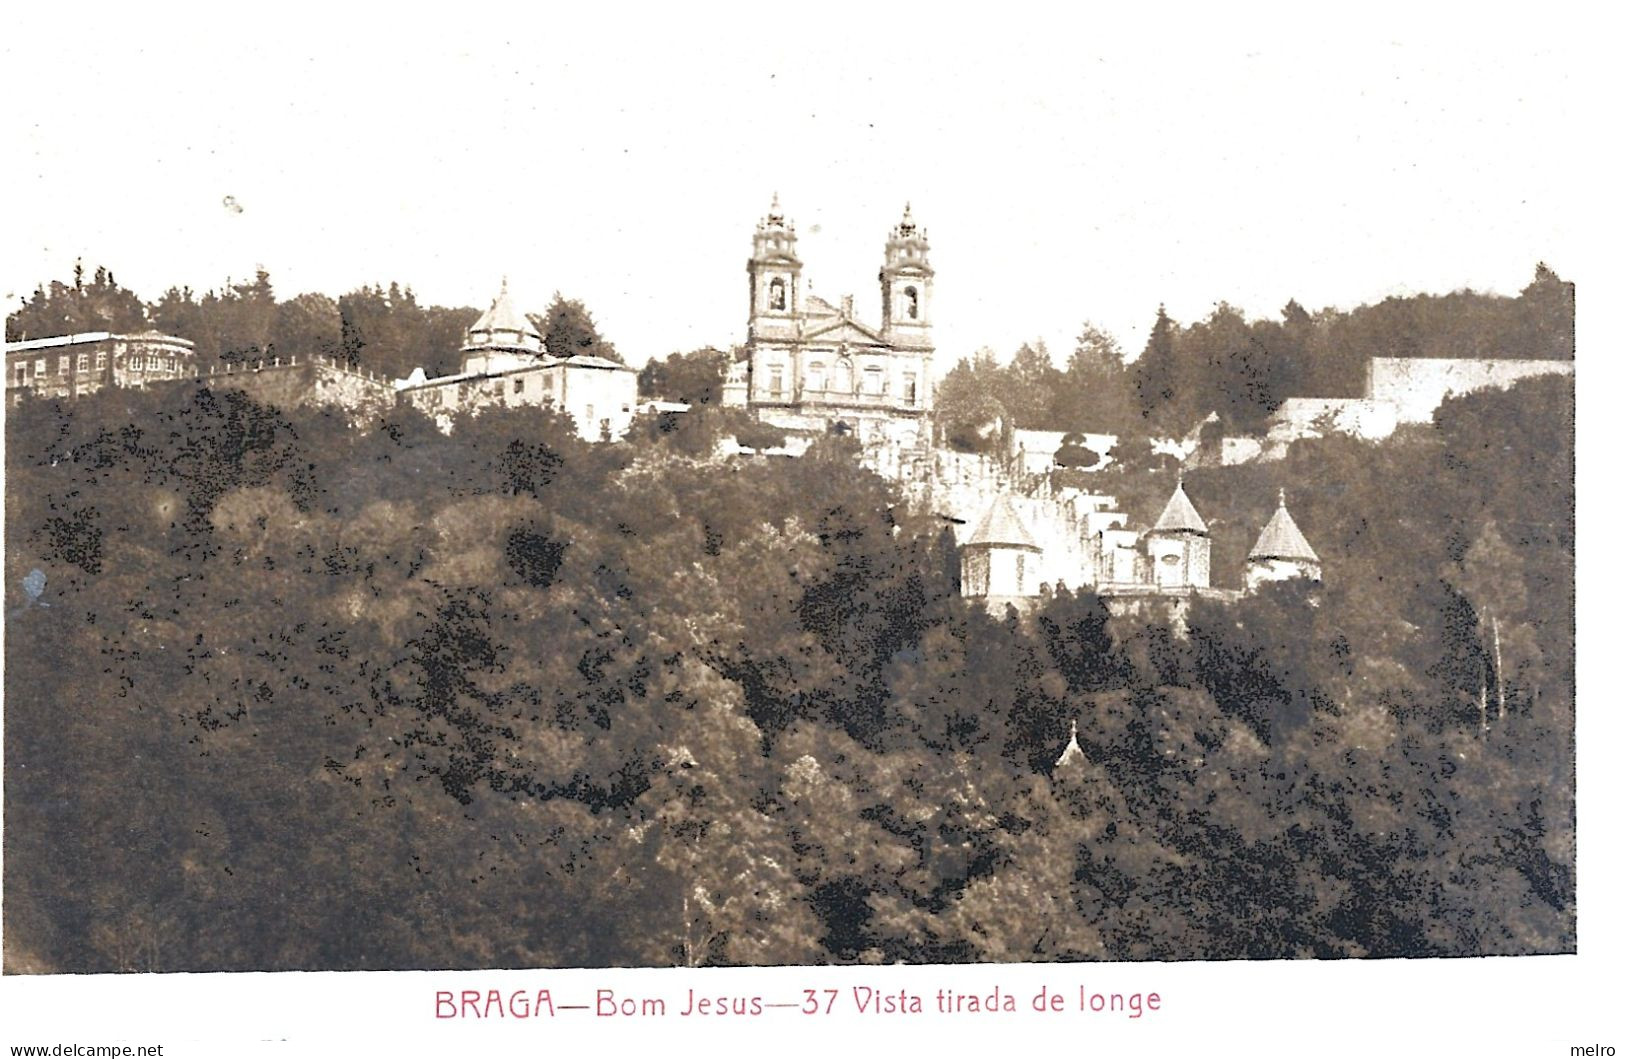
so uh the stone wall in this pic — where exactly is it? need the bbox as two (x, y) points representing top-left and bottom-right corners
(1365, 357), (1573, 424)
(1267, 397), (1399, 444)
(199, 357), (394, 423)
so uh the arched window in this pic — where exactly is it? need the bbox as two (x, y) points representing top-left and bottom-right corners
(769, 277), (786, 311)
(834, 359), (853, 392)
(903, 286), (919, 320)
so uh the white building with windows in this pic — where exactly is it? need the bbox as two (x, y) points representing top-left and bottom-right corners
(395, 280), (637, 441)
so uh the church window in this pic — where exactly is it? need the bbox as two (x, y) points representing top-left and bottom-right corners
(769, 276), (786, 311)
(834, 359), (853, 392)
(863, 366), (883, 394)
(904, 372), (917, 404)
(807, 360), (826, 391)
(513, 378), (525, 393)
(769, 367), (784, 397)
(904, 286), (919, 320)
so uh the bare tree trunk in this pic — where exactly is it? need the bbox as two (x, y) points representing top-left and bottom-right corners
(1491, 614), (1505, 721)
(682, 891), (693, 968)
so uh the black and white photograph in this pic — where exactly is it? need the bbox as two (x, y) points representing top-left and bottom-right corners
(0, 5), (1612, 1056)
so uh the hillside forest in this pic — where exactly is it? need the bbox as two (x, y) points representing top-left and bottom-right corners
(2, 357), (1574, 970)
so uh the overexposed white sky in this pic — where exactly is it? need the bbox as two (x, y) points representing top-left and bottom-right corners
(1, 6), (1598, 368)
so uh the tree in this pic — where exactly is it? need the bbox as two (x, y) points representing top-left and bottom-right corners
(542, 293), (620, 363)
(1516, 263), (1575, 359)
(1134, 303), (1183, 430)
(935, 349), (1007, 452)
(149, 287), (208, 350)
(338, 283), (433, 378)
(6, 262), (147, 340)
(1053, 321), (1133, 433)
(1052, 432), (1102, 468)
(269, 292), (342, 360)
(639, 347), (730, 403)
(997, 341), (1063, 429)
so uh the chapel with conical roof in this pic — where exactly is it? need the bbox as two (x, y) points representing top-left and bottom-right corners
(960, 494), (1042, 604)
(1245, 490), (1322, 590)
(1143, 477), (1211, 589)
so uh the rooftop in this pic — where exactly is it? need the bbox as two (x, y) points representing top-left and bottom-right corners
(1150, 480), (1208, 535)
(6, 330), (195, 353)
(965, 495), (1040, 550)
(1249, 491), (1320, 562)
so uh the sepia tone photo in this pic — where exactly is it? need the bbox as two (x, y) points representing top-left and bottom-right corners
(1, 4), (1584, 1009)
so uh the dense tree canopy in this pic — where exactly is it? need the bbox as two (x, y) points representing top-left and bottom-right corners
(3, 365), (1573, 971)
(7, 262), (147, 340)
(1131, 266), (1575, 432)
(540, 293), (620, 363)
(926, 265), (1574, 445)
(638, 346), (732, 404)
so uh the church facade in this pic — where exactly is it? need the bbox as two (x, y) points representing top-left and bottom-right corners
(723, 196), (935, 450)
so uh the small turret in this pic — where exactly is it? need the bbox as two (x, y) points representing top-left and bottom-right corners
(960, 494), (1041, 605)
(1245, 489), (1322, 591)
(461, 277), (544, 373)
(1143, 478), (1211, 589)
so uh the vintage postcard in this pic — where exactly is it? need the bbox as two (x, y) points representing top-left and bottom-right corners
(0, 5), (1609, 1056)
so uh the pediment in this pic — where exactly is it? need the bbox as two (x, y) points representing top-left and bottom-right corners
(804, 318), (885, 345)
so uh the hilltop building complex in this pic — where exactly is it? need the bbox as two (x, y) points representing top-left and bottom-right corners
(723, 196), (935, 452)
(394, 280), (638, 441)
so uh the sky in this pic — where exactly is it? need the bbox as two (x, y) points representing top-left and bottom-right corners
(1, 6), (1602, 371)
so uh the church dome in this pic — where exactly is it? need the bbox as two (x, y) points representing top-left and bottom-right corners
(463, 278), (543, 353)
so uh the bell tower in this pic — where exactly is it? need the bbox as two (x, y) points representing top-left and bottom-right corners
(879, 203), (934, 350)
(747, 193), (802, 341)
